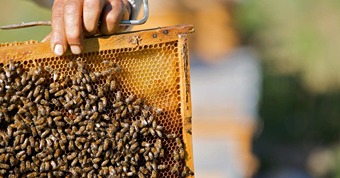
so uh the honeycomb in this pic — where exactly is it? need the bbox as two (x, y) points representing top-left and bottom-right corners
(0, 25), (194, 177)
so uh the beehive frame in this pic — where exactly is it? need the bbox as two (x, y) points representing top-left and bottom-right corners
(0, 25), (194, 177)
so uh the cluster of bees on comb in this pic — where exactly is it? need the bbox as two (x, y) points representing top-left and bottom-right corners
(0, 59), (193, 177)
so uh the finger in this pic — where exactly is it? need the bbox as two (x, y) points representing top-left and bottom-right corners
(114, 0), (132, 32)
(64, 0), (84, 54)
(100, 0), (125, 35)
(118, 0), (132, 31)
(83, 0), (104, 36)
(51, 0), (67, 56)
(42, 32), (52, 42)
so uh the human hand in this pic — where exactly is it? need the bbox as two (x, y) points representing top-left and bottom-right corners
(45, 0), (131, 56)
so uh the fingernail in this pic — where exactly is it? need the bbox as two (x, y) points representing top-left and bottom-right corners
(70, 45), (82, 54)
(54, 44), (64, 56)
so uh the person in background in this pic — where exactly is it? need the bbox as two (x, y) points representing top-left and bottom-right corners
(33, 0), (141, 56)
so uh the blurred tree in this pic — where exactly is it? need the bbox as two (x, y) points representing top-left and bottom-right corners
(236, 0), (340, 93)
(235, 0), (340, 177)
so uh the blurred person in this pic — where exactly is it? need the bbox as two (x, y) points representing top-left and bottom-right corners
(33, 0), (142, 56)
(132, 0), (261, 177)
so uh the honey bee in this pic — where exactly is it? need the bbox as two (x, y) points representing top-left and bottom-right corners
(99, 97), (108, 107)
(39, 98), (49, 106)
(16, 150), (26, 159)
(182, 166), (194, 177)
(156, 125), (164, 131)
(120, 108), (127, 118)
(55, 121), (65, 127)
(33, 94), (43, 103)
(157, 164), (167, 170)
(140, 117), (148, 127)
(73, 116), (82, 124)
(101, 114), (110, 121)
(116, 91), (122, 101)
(171, 163), (180, 174)
(53, 171), (64, 177)
(155, 108), (163, 115)
(27, 172), (39, 178)
(99, 159), (109, 167)
(123, 94), (134, 104)
(140, 142), (150, 148)
(141, 109), (149, 118)
(166, 133), (177, 139)
(54, 148), (62, 158)
(90, 112), (99, 121)
(75, 126), (85, 136)
(19, 72), (28, 85)
(176, 138), (183, 148)
(132, 98), (142, 106)
(53, 70), (59, 81)
(7, 104), (16, 112)
(178, 148), (185, 161)
(85, 83), (92, 93)
(148, 151), (154, 161)
(54, 89), (65, 97)
(50, 111), (61, 116)
(35, 77), (45, 86)
(20, 138), (29, 150)
(14, 77), (21, 88)
(39, 162), (45, 172)
(117, 139), (124, 151)
(88, 94), (98, 101)
(159, 149), (165, 158)
(49, 81), (59, 88)
(129, 143), (139, 153)
(71, 157), (79, 167)
(8, 156), (17, 169)
(140, 128), (148, 136)
(149, 128), (156, 137)
(63, 117), (73, 125)
(64, 101), (73, 109)
(98, 101), (104, 112)
(173, 150), (180, 162)
(3, 67), (11, 79)
(51, 99), (61, 107)
(13, 135), (20, 148)
(136, 171), (145, 178)
(17, 108), (27, 116)
(64, 94), (71, 102)
(68, 60), (76, 68)
(113, 101), (123, 108)
(68, 140), (75, 150)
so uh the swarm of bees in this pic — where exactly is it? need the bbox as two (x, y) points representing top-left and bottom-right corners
(0, 59), (193, 177)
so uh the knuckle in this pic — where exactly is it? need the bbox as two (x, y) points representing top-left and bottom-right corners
(84, 25), (97, 36)
(106, 13), (118, 26)
(84, 0), (102, 9)
(66, 31), (81, 44)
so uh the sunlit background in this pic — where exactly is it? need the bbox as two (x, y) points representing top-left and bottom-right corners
(1, 0), (340, 177)
(0, 0), (51, 43)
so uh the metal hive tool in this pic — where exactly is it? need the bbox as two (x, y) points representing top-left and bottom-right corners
(0, 25), (194, 177)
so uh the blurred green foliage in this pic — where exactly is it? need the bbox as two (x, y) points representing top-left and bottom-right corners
(235, 0), (340, 177)
(236, 0), (340, 93)
(0, 0), (51, 43)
